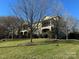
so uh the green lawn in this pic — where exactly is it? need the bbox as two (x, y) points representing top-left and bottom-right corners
(0, 39), (79, 59)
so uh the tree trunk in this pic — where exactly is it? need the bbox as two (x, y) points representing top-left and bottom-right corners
(66, 32), (68, 40)
(12, 28), (14, 40)
(30, 33), (32, 43)
(55, 34), (57, 40)
(30, 28), (33, 43)
(66, 27), (68, 40)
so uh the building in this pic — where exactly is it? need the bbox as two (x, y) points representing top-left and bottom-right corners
(39, 16), (66, 38)
(18, 16), (66, 38)
(38, 16), (57, 37)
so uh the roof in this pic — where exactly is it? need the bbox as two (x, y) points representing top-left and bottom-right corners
(20, 30), (28, 32)
(44, 16), (53, 20)
(43, 16), (59, 21)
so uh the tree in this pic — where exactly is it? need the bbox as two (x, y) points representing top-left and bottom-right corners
(1, 16), (23, 39)
(13, 0), (48, 42)
(63, 12), (78, 40)
(51, 0), (64, 40)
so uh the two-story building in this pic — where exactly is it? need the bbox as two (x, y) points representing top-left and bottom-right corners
(40, 16), (58, 37)
(19, 16), (66, 38)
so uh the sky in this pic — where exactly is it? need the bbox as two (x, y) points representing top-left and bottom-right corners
(0, 0), (79, 19)
(0, 0), (15, 16)
(61, 0), (79, 19)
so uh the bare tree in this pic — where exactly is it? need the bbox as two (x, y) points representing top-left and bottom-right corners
(2, 16), (23, 39)
(12, 0), (48, 42)
(51, 0), (64, 40)
(63, 12), (69, 40)
(63, 12), (78, 40)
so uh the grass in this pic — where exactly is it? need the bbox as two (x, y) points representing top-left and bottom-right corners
(0, 38), (79, 59)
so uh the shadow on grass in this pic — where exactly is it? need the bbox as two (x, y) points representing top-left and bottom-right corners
(17, 39), (79, 46)
(45, 39), (79, 44)
(0, 39), (79, 48)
